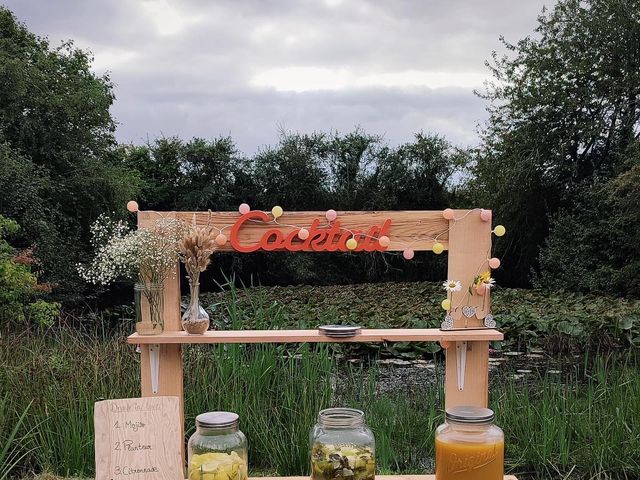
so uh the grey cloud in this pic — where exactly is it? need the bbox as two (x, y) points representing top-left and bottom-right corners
(4, 0), (553, 154)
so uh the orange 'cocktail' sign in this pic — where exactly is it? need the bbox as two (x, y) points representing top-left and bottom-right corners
(229, 211), (392, 253)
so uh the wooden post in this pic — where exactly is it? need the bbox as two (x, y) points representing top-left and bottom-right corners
(137, 212), (185, 464)
(444, 209), (492, 408)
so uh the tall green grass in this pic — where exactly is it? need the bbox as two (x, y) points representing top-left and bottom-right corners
(0, 396), (33, 480)
(494, 355), (640, 479)
(1, 287), (639, 479)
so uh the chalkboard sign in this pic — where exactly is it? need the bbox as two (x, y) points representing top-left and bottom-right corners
(94, 397), (183, 480)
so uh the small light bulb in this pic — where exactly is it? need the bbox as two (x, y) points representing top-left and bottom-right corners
(271, 206), (283, 218)
(443, 208), (455, 220)
(215, 234), (227, 246)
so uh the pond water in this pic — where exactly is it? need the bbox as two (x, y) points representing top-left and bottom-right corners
(336, 349), (582, 396)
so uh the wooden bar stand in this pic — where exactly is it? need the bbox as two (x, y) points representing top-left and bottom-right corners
(127, 209), (515, 479)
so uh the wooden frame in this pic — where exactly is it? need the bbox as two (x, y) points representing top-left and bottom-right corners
(128, 209), (505, 476)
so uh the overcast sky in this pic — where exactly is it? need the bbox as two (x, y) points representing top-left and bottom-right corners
(5, 0), (552, 155)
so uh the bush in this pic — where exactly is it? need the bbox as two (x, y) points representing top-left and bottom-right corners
(0, 215), (60, 327)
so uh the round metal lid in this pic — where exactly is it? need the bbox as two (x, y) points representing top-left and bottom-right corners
(196, 411), (239, 429)
(445, 406), (495, 424)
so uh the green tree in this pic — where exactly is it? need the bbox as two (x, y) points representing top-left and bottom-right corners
(473, 0), (640, 286)
(253, 132), (329, 210)
(371, 133), (467, 210)
(537, 143), (640, 296)
(0, 8), (139, 295)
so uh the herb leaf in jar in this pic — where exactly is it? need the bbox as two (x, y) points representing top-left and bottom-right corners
(311, 443), (374, 480)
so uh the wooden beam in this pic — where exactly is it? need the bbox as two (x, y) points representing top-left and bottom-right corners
(137, 211), (185, 465)
(139, 210), (449, 252)
(444, 209), (493, 409)
(249, 475), (518, 480)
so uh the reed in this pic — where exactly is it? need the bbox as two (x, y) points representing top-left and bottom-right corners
(1, 292), (639, 479)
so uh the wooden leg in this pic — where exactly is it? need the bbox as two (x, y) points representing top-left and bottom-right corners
(444, 341), (489, 409)
(140, 343), (185, 464)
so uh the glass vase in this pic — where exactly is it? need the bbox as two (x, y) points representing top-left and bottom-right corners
(182, 282), (210, 334)
(134, 283), (165, 335)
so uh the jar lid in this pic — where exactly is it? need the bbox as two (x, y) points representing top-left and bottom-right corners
(318, 407), (365, 428)
(445, 406), (495, 424)
(196, 411), (239, 429)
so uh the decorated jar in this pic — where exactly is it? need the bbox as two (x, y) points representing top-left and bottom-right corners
(310, 408), (375, 480)
(188, 412), (248, 480)
(435, 406), (504, 480)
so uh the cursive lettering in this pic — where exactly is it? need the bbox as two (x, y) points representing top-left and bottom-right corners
(229, 212), (392, 253)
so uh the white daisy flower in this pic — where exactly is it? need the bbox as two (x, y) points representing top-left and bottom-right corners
(442, 280), (462, 292)
(483, 277), (497, 289)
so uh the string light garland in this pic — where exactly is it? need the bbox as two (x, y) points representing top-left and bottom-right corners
(128, 202), (507, 259)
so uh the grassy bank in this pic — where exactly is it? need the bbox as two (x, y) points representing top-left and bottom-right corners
(2, 327), (639, 479)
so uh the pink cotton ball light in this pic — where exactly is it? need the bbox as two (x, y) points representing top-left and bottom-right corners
(489, 257), (501, 269)
(443, 208), (455, 220)
(378, 236), (390, 248)
(298, 228), (309, 240)
(215, 233), (227, 246)
(403, 248), (414, 260)
(480, 209), (492, 222)
(325, 209), (337, 222)
(126, 200), (139, 212)
(238, 203), (250, 215)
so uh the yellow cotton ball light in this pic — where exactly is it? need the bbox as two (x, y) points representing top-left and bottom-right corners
(271, 206), (283, 218)
(432, 242), (444, 254)
(493, 225), (506, 237)
(346, 238), (358, 250)
(441, 299), (451, 311)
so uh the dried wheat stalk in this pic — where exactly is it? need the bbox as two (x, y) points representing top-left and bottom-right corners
(178, 226), (217, 284)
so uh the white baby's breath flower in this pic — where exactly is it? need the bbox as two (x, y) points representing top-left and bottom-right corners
(77, 215), (185, 286)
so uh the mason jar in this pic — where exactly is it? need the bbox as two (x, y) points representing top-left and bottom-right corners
(435, 406), (504, 480)
(187, 412), (248, 480)
(310, 408), (375, 480)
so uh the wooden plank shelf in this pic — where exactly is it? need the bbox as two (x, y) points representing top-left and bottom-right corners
(249, 475), (517, 480)
(127, 328), (503, 345)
